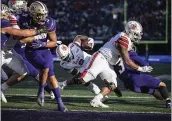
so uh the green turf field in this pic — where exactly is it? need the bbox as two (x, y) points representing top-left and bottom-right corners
(1, 63), (171, 114)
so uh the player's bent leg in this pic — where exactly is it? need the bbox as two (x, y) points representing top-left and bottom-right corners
(158, 82), (171, 108)
(48, 75), (68, 112)
(84, 81), (109, 102)
(1, 73), (21, 103)
(105, 81), (122, 97)
(37, 67), (50, 107)
(1, 69), (8, 81)
(1, 91), (7, 103)
(7, 50), (28, 76)
(90, 87), (110, 108)
(84, 82), (101, 95)
(152, 89), (164, 100)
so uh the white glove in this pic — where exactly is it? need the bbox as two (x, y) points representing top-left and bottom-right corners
(57, 41), (62, 45)
(137, 66), (153, 72)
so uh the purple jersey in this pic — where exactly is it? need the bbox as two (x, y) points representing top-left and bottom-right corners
(18, 13), (56, 50)
(19, 14), (56, 77)
(1, 19), (11, 49)
(114, 50), (161, 94)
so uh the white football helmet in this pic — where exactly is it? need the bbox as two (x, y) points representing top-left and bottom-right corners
(56, 44), (70, 60)
(125, 21), (143, 43)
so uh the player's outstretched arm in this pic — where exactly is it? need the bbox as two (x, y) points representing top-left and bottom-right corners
(1, 27), (38, 37)
(20, 33), (47, 44)
(129, 51), (150, 66)
(117, 44), (153, 72)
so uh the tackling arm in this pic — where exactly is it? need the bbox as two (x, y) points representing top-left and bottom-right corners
(20, 36), (35, 44)
(129, 51), (150, 66)
(1, 27), (38, 37)
(46, 30), (57, 48)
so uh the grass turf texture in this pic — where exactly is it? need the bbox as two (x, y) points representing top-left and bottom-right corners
(1, 63), (171, 114)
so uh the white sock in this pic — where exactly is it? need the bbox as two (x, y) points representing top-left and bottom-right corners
(87, 82), (101, 94)
(63, 80), (67, 87)
(95, 93), (103, 101)
(1, 82), (9, 91)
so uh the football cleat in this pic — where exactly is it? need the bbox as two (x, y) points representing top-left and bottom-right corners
(37, 94), (44, 107)
(58, 106), (68, 112)
(114, 87), (122, 97)
(59, 82), (65, 90)
(49, 91), (55, 100)
(166, 99), (171, 108)
(90, 99), (109, 108)
(1, 90), (7, 103)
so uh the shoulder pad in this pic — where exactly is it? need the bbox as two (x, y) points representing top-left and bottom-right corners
(46, 17), (56, 32)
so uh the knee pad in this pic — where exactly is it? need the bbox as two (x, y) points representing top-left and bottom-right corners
(104, 80), (116, 91)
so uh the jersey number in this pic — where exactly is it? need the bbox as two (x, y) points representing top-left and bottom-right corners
(114, 60), (125, 75)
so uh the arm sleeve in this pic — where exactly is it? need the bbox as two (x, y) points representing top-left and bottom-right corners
(129, 51), (150, 66)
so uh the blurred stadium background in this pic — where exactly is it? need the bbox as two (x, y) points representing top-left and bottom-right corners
(1, 0), (171, 121)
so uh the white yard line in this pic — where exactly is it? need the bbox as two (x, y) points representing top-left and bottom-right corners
(5, 93), (154, 99)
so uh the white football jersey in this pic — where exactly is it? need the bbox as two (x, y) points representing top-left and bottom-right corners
(99, 32), (133, 65)
(60, 42), (91, 73)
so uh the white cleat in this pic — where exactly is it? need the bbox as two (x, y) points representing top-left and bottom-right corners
(1, 91), (7, 103)
(59, 82), (65, 90)
(90, 99), (109, 108)
(49, 91), (55, 100)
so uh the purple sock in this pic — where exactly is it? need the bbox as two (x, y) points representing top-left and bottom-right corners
(38, 84), (46, 95)
(44, 84), (51, 94)
(52, 88), (65, 108)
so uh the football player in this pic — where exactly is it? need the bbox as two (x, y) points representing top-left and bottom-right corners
(1, 4), (46, 103)
(114, 49), (171, 108)
(72, 21), (153, 108)
(15, 1), (67, 112)
(56, 35), (102, 95)
(1, 0), (55, 102)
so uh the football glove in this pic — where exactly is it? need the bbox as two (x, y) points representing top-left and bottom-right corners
(137, 66), (153, 72)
